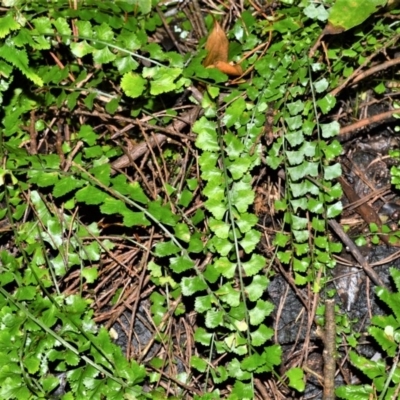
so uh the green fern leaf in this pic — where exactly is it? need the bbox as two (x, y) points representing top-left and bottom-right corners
(375, 286), (400, 322)
(0, 15), (20, 39)
(390, 267), (400, 293)
(0, 44), (42, 86)
(368, 326), (397, 357)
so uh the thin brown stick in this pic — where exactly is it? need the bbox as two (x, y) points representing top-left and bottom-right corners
(328, 219), (388, 289)
(351, 57), (400, 85)
(254, 378), (271, 399)
(339, 109), (400, 140)
(29, 110), (37, 155)
(330, 33), (400, 97)
(126, 228), (154, 358)
(156, 6), (185, 54)
(323, 299), (336, 400)
(337, 175), (390, 246)
(110, 105), (201, 172)
(70, 109), (197, 141)
(111, 133), (167, 172)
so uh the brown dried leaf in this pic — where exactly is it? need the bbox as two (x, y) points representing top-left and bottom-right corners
(213, 61), (242, 76)
(203, 20), (242, 77)
(204, 19), (228, 67)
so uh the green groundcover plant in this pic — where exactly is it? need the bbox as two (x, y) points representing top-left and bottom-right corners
(0, 0), (398, 399)
(336, 268), (400, 400)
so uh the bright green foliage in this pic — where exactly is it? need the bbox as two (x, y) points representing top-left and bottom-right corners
(391, 151), (400, 190)
(328, 0), (387, 32)
(258, 21), (343, 288)
(336, 268), (400, 399)
(0, 0), (281, 394)
(286, 367), (305, 392)
(0, 0), (397, 398)
(0, 0), (184, 398)
(191, 36), (279, 394)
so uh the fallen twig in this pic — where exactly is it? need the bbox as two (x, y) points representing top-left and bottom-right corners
(328, 219), (388, 289)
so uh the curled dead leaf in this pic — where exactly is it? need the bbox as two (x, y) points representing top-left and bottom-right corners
(213, 61), (243, 76)
(203, 19), (242, 77)
(204, 19), (228, 66)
